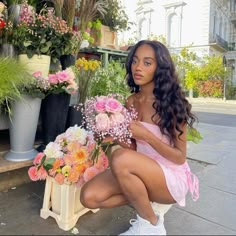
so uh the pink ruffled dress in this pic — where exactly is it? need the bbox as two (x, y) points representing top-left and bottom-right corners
(136, 121), (199, 207)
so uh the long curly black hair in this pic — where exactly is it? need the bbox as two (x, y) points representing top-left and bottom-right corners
(126, 40), (196, 143)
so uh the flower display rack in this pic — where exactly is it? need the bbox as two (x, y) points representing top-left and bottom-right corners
(40, 177), (99, 231)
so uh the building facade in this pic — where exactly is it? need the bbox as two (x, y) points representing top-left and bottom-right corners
(122, 0), (236, 84)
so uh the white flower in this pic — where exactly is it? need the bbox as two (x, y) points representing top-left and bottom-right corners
(44, 142), (63, 158)
(65, 125), (88, 144)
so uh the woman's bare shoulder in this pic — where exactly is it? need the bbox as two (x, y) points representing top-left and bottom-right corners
(125, 94), (136, 108)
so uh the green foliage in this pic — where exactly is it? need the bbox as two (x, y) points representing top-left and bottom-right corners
(0, 57), (32, 114)
(97, 0), (129, 32)
(89, 60), (131, 98)
(171, 47), (198, 90)
(197, 80), (223, 98)
(187, 126), (203, 144)
(199, 56), (228, 81)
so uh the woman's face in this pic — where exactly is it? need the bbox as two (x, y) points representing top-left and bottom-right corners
(131, 44), (157, 87)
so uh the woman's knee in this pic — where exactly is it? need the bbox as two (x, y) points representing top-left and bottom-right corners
(80, 184), (98, 209)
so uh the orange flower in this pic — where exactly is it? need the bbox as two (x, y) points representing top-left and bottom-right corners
(74, 162), (89, 174)
(67, 168), (80, 183)
(72, 146), (89, 164)
(52, 158), (64, 170)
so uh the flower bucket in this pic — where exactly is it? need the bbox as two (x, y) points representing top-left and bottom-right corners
(18, 54), (51, 77)
(40, 177), (99, 231)
(4, 94), (42, 161)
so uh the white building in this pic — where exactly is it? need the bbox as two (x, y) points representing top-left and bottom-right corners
(122, 0), (236, 84)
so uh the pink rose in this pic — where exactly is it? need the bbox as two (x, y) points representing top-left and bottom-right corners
(94, 100), (106, 113)
(110, 112), (125, 127)
(48, 74), (58, 84)
(105, 98), (123, 113)
(56, 71), (70, 82)
(95, 113), (110, 132)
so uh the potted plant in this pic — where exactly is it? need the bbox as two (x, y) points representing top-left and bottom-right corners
(97, 0), (129, 32)
(91, 0), (130, 48)
(11, 2), (73, 64)
(34, 68), (78, 148)
(0, 57), (30, 130)
(0, 57), (49, 161)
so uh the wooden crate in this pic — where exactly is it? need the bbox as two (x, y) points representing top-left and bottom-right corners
(91, 25), (118, 49)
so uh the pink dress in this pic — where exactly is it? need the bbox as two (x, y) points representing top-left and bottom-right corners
(136, 121), (199, 207)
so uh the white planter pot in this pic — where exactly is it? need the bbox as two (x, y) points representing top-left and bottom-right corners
(4, 95), (42, 161)
(40, 177), (99, 231)
(18, 54), (51, 77)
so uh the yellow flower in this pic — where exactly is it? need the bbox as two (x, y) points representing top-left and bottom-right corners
(62, 165), (72, 177)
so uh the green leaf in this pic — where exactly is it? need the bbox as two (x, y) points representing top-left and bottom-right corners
(23, 41), (32, 47)
(187, 127), (203, 144)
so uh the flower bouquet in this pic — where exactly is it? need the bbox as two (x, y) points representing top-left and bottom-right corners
(80, 94), (138, 161)
(32, 67), (78, 96)
(28, 125), (109, 186)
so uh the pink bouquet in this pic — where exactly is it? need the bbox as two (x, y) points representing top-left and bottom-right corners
(28, 125), (109, 186)
(82, 94), (138, 145)
(32, 67), (78, 96)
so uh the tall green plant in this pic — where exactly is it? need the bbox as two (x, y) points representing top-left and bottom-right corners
(0, 57), (31, 115)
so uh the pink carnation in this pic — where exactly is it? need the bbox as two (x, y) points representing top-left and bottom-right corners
(55, 173), (65, 185)
(28, 166), (39, 181)
(95, 153), (109, 170)
(33, 152), (44, 165)
(105, 98), (122, 113)
(83, 166), (100, 182)
(37, 166), (48, 180)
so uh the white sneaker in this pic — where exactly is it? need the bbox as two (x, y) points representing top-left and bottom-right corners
(119, 214), (166, 235)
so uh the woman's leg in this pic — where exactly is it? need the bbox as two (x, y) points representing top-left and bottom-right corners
(110, 148), (175, 225)
(81, 147), (175, 225)
(80, 168), (128, 209)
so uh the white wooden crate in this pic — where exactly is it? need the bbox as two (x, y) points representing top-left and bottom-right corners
(40, 177), (99, 231)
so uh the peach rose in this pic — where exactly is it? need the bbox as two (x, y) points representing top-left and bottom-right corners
(110, 112), (125, 126)
(95, 113), (110, 132)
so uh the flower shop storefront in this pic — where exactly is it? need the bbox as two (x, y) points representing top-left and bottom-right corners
(0, 0), (131, 232)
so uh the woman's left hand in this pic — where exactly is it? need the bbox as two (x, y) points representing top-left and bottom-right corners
(128, 121), (150, 140)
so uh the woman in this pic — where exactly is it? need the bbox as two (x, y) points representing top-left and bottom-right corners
(80, 40), (199, 235)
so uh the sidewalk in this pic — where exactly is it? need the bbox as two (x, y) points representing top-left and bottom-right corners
(0, 122), (236, 235)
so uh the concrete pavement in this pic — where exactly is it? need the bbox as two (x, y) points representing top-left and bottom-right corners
(0, 99), (236, 235)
